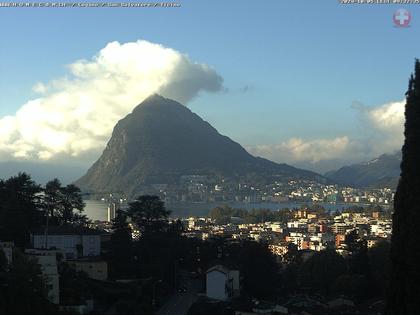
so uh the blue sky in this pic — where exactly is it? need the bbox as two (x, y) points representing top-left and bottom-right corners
(0, 1), (419, 172)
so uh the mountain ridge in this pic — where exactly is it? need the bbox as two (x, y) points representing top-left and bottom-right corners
(75, 95), (327, 196)
(325, 151), (401, 188)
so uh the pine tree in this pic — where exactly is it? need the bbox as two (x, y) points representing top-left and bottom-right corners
(387, 59), (420, 315)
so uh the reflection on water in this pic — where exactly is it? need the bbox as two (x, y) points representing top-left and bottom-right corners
(84, 200), (109, 221)
(164, 201), (375, 218)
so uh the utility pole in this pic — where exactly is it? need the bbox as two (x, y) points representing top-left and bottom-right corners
(43, 207), (49, 249)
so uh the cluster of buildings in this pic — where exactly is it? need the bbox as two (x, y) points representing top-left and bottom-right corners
(0, 196), (393, 315)
(1, 226), (110, 313)
(133, 175), (395, 206)
(184, 207), (392, 262)
(340, 187), (394, 205)
(190, 207), (391, 315)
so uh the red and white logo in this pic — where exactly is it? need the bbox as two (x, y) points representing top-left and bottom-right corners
(393, 9), (411, 28)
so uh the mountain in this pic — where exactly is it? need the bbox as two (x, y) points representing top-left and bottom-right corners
(75, 94), (326, 196)
(325, 152), (401, 188)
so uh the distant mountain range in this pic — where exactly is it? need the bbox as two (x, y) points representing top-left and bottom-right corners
(325, 151), (401, 188)
(75, 94), (327, 197)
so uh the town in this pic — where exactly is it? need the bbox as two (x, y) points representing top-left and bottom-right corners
(97, 175), (395, 206)
(0, 173), (393, 315)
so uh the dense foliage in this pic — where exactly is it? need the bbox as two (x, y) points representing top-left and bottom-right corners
(209, 205), (294, 225)
(387, 60), (420, 315)
(0, 249), (58, 315)
(0, 173), (44, 246)
(281, 238), (390, 302)
(128, 195), (171, 235)
(0, 174), (88, 247)
(44, 179), (87, 226)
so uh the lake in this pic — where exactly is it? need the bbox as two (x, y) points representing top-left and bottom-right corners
(84, 199), (386, 221)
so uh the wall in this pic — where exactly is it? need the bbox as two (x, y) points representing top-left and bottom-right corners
(206, 271), (227, 301)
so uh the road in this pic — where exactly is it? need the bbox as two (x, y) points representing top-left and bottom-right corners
(155, 272), (202, 315)
(155, 292), (199, 315)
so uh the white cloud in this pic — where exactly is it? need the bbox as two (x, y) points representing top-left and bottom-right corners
(357, 100), (404, 153)
(248, 136), (354, 163)
(0, 40), (223, 163)
(32, 82), (47, 94)
(364, 100), (404, 131)
(248, 100), (405, 170)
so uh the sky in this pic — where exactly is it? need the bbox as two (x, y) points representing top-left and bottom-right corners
(0, 0), (419, 175)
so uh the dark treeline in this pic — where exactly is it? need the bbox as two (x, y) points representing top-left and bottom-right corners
(209, 205), (294, 225)
(0, 173), (89, 315)
(281, 232), (391, 302)
(0, 173), (185, 314)
(188, 233), (391, 315)
(387, 60), (420, 314)
(0, 173), (87, 247)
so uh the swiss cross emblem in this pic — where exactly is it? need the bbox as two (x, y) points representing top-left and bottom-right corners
(393, 9), (411, 28)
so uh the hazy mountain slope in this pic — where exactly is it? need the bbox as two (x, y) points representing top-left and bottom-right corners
(325, 152), (401, 188)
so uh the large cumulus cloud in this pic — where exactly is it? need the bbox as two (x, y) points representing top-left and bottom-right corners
(0, 40), (223, 163)
(248, 100), (405, 171)
(247, 137), (352, 164)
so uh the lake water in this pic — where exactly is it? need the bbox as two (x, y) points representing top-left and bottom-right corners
(84, 199), (385, 221)
(84, 200), (110, 221)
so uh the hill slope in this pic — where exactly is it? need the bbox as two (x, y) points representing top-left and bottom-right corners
(75, 95), (325, 196)
(325, 152), (401, 188)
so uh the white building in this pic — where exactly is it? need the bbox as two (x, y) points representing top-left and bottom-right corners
(107, 203), (118, 222)
(269, 223), (283, 233)
(206, 265), (240, 301)
(68, 258), (108, 281)
(30, 226), (102, 259)
(287, 221), (307, 229)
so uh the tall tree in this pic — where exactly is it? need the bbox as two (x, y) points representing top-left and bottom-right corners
(0, 173), (43, 246)
(0, 250), (56, 315)
(59, 184), (86, 225)
(238, 241), (279, 298)
(387, 59), (420, 315)
(0, 248), (7, 272)
(127, 195), (171, 236)
(43, 179), (63, 225)
(369, 240), (391, 298)
(298, 249), (347, 295)
(42, 180), (87, 226)
(110, 210), (134, 279)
